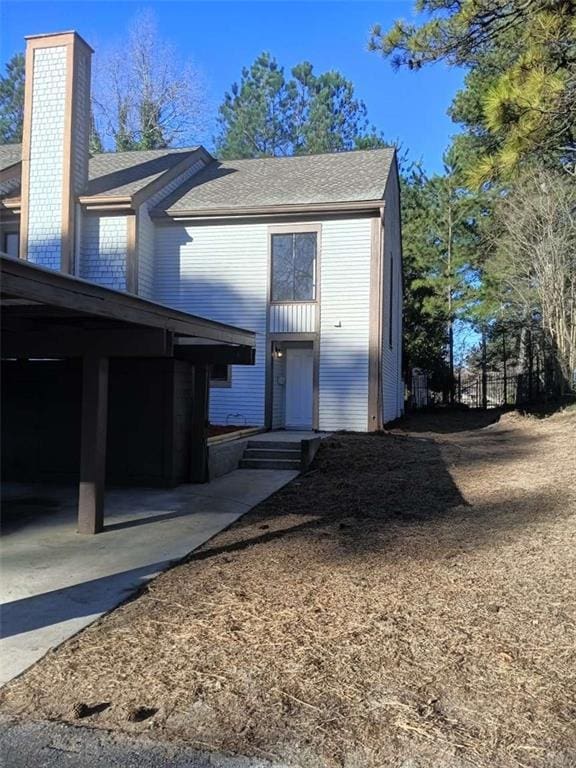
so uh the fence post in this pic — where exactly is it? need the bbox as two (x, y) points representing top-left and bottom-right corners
(527, 329), (533, 402)
(481, 329), (488, 409)
(502, 329), (508, 406)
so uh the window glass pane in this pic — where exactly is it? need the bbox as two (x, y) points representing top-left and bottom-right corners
(293, 233), (316, 300)
(271, 234), (294, 301)
(271, 232), (316, 301)
(4, 232), (19, 258)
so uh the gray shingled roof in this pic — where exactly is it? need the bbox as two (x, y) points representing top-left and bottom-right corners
(0, 145), (202, 198)
(159, 148), (395, 214)
(0, 144), (21, 173)
(0, 144), (395, 211)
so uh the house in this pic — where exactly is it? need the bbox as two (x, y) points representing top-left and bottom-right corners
(0, 30), (404, 435)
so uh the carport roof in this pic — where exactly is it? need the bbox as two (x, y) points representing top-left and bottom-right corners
(0, 255), (255, 351)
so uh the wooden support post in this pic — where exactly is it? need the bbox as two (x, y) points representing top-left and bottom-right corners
(527, 329), (534, 402)
(190, 364), (209, 483)
(78, 355), (109, 534)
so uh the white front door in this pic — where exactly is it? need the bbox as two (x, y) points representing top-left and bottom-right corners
(285, 347), (314, 429)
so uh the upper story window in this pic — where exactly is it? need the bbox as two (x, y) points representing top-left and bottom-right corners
(271, 232), (317, 302)
(3, 232), (19, 259)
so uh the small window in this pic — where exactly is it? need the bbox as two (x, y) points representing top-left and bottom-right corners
(210, 364), (231, 388)
(271, 232), (317, 302)
(388, 256), (394, 347)
(3, 232), (19, 258)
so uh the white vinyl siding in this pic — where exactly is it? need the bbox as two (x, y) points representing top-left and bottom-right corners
(154, 222), (268, 427)
(269, 302), (316, 333)
(152, 212), (393, 432)
(319, 218), (372, 431)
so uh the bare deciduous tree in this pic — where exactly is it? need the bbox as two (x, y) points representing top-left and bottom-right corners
(92, 10), (211, 151)
(490, 169), (576, 387)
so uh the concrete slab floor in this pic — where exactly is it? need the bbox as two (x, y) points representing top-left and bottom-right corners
(0, 469), (298, 686)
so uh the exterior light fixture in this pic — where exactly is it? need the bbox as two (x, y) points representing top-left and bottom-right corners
(273, 343), (284, 359)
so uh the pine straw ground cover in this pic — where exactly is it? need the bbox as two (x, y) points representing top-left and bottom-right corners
(2, 409), (576, 768)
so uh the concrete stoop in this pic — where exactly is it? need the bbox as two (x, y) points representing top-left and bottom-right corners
(239, 440), (302, 470)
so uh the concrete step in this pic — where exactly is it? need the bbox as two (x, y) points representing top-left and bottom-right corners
(246, 440), (301, 450)
(239, 458), (300, 470)
(244, 448), (300, 460)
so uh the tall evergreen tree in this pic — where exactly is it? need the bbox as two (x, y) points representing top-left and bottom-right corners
(401, 152), (487, 391)
(216, 54), (385, 159)
(0, 53), (25, 144)
(370, 0), (576, 183)
(216, 53), (294, 159)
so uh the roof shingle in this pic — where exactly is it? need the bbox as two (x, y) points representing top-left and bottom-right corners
(0, 144), (21, 173)
(85, 147), (201, 197)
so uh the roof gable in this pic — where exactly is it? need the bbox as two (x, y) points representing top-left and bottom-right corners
(85, 147), (204, 198)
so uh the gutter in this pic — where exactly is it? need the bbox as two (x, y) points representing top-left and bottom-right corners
(152, 198), (386, 221)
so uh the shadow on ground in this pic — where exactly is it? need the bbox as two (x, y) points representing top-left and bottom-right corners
(185, 409), (560, 567)
(392, 407), (502, 433)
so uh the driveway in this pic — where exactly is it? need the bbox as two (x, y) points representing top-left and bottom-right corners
(0, 469), (297, 685)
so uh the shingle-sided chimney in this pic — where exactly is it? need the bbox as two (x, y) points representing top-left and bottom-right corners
(19, 32), (93, 273)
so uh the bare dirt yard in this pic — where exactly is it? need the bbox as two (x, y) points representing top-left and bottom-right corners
(2, 408), (575, 768)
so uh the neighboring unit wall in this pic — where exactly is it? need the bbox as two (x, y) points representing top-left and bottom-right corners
(2, 358), (194, 487)
(78, 214), (128, 290)
(318, 217), (372, 432)
(154, 221), (269, 427)
(381, 162), (404, 423)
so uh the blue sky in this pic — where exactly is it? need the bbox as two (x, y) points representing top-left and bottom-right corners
(0, 1), (465, 174)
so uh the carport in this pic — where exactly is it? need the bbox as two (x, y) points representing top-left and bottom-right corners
(1, 255), (255, 534)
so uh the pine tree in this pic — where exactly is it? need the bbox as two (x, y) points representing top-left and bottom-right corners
(216, 53), (293, 159)
(216, 54), (387, 159)
(370, 0), (576, 182)
(0, 53), (25, 144)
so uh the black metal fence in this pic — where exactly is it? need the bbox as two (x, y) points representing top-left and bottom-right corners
(409, 367), (574, 410)
(409, 321), (575, 411)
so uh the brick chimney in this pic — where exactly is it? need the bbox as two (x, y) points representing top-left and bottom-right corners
(19, 32), (93, 273)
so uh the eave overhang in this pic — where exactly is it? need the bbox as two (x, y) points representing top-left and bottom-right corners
(153, 198), (386, 222)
